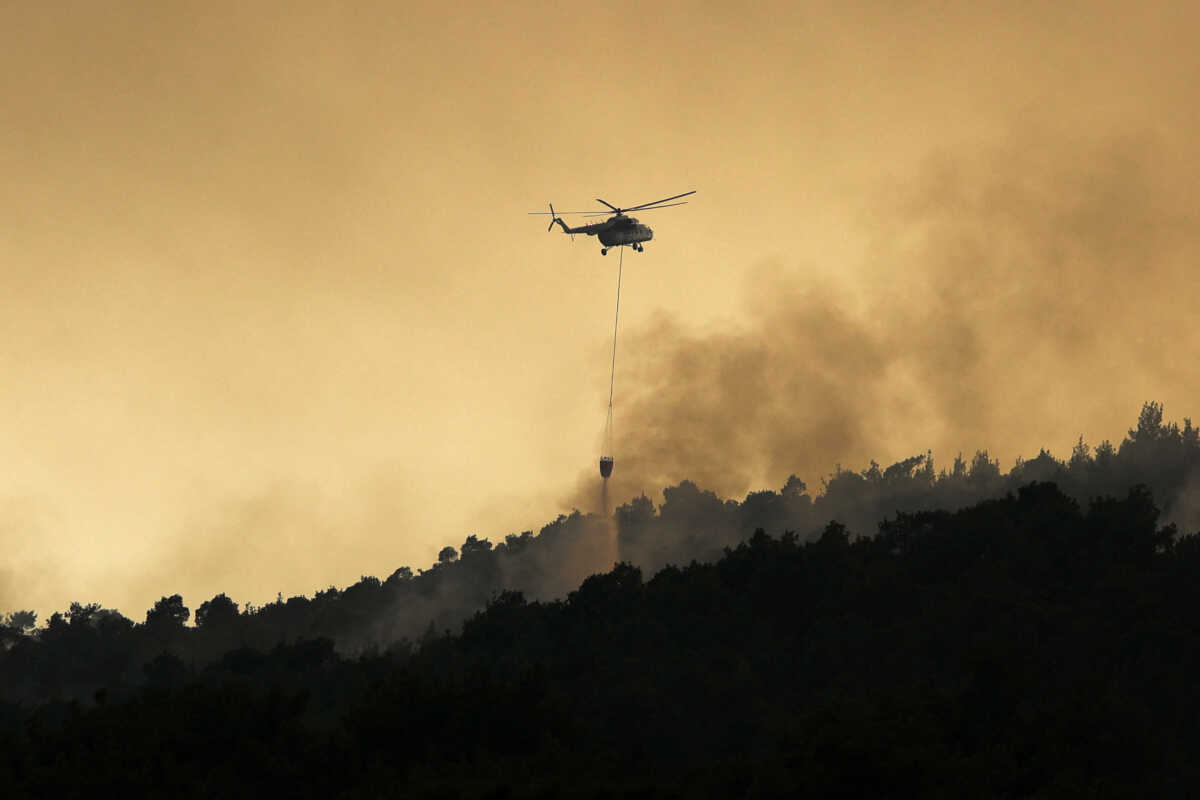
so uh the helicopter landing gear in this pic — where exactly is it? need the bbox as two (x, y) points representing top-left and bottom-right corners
(601, 248), (608, 256)
(634, 243), (644, 252)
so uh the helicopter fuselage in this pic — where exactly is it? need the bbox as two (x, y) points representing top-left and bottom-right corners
(560, 215), (653, 248)
(598, 217), (652, 247)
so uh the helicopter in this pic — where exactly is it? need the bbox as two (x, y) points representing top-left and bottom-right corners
(529, 190), (695, 255)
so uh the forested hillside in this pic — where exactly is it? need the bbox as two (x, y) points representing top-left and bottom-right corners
(5, 401), (1197, 677)
(3, 479), (1199, 797)
(4, 402), (1200, 796)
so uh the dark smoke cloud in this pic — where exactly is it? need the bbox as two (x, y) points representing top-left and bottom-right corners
(569, 128), (1200, 512)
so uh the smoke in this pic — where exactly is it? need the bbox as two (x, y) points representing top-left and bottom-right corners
(125, 471), (419, 619)
(568, 127), (1200, 512)
(0, 497), (61, 617)
(1164, 468), (1200, 536)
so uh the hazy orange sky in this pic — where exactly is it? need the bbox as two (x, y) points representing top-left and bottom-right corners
(3, 0), (1199, 619)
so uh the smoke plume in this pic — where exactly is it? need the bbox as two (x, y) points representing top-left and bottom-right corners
(569, 128), (1200, 512)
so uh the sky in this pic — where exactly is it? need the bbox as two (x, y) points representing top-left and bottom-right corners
(3, 0), (1199, 619)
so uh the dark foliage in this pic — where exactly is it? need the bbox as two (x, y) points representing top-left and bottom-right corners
(3, 402), (1200, 795)
(2, 481), (1200, 796)
(7, 405), (1197, 681)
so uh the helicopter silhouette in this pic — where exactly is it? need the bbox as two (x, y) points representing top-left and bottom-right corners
(529, 190), (695, 255)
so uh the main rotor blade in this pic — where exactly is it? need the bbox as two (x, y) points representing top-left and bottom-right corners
(625, 190), (696, 212)
(531, 190), (694, 216)
(624, 201), (689, 212)
(581, 201), (688, 217)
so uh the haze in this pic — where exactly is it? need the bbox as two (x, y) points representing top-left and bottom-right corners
(3, 0), (1198, 619)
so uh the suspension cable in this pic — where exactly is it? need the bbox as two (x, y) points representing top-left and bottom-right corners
(605, 246), (623, 455)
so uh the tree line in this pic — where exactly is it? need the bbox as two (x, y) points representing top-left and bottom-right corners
(3, 402), (1200, 704)
(3, 479), (1199, 796)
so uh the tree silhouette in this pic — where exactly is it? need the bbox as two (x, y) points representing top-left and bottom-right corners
(460, 534), (492, 556)
(2, 610), (36, 634)
(195, 593), (239, 629)
(145, 594), (189, 627)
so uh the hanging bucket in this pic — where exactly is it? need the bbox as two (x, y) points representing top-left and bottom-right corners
(599, 456), (614, 478)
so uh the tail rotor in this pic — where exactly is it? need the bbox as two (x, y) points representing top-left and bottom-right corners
(547, 203), (558, 232)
